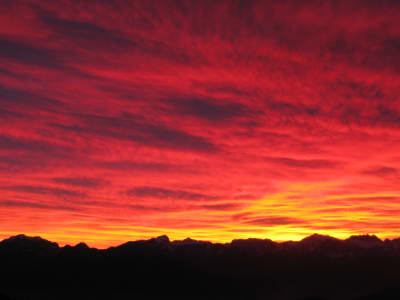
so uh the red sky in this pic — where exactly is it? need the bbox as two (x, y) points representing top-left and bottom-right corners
(1, 0), (400, 248)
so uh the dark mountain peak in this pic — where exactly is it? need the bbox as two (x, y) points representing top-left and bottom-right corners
(4, 234), (33, 242)
(74, 242), (89, 249)
(9, 234), (28, 239)
(0, 234), (59, 248)
(173, 237), (197, 244)
(347, 234), (381, 242)
(172, 237), (212, 247)
(385, 237), (400, 250)
(391, 237), (400, 245)
(298, 234), (343, 253)
(300, 234), (338, 243)
(150, 235), (170, 244)
(0, 234), (59, 256)
(346, 234), (383, 248)
(230, 238), (277, 255)
(113, 235), (171, 254)
(60, 242), (92, 256)
(182, 237), (196, 243)
(231, 237), (276, 247)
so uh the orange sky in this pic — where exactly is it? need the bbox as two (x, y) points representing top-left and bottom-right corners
(1, 0), (400, 248)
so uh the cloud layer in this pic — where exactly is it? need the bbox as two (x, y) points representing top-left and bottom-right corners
(0, 0), (400, 247)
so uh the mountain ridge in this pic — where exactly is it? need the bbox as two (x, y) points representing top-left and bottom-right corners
(1, 232), (396, 251)
(1, 233), (400, 300)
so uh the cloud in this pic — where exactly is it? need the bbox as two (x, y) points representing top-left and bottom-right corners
(126, 186), (219, 201)
(192, 81), (252, 97)
(264, 99), (321, 118)
(362, 166), (398, 177)
(0, 155), (45, 172)
(264, 156), (342, 169)
(51, 177), (104, 188)
(0, 35), (63, 69)
(0, 108), (23, 119)
(331, 80), (384, 101)
(244, 216), (304, 226)
(130, 201), (246, 212)
(96, 160), (192, 173)
(40, 13), (135, 52)
(0, 134), (71, 155)
(51, 112), (219, 153)
(1, 0), (400, 246)
(0, 84), (62, 111)
(2, 185), (84, 198)
(38, 7), (201, 65)
(129, 204), (181, 213)
(200, 203), (243, 211)
(169, 98), (251, 122)
(324, 196), (400, 206)
(0, 200), (79, 211)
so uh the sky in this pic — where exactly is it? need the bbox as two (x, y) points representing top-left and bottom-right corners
(1, 0), (400, 248)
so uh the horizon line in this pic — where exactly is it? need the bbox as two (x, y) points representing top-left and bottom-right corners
(2, 232), (399, 250)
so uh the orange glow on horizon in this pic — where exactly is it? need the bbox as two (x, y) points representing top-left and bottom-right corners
(1, 181), (399, 249)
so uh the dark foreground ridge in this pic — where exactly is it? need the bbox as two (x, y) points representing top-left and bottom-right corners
(1, 234), (400, 300)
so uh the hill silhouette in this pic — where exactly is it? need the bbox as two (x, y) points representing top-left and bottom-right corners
(1, 234), (400, 300)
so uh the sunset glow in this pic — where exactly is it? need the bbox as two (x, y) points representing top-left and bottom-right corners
(1, 0), (400, 248)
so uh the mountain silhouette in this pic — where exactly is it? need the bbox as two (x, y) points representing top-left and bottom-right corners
(1, 234), (400, 300)
(345, 234), (384, 248)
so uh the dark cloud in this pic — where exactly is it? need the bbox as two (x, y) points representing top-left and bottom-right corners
(265, 156), (342, 169)
(264, 99), (322, 120)
(0, 35), (62, 69)
(96, 160), (188, 172)
(0, 136), (79, 172)
(130, 204), (179, 212)
(51, 177), (104, 188)
(0, 68), (34, 80)
(2, 185), (84, 198)
(332, 80), (385, 101)
(333, 103), (400, 128)
(39, 10), (199, 64)
(192, 81), (251, 97)
(51, 112), (219, 153)
(0, 108), (23, 119)
(361, 38), (400, 74)
(0, 155), (46, 171)
(262, 96), (400, 129)
(0, 134), (71, 155)
(130, 35), (199, 64)
(324, 33), (400, 74)
(0, 34), (108, 79)
(200, 203), (242, 211)
(0, 84), (62, 111)
(0, 200), (79, 211)
(231, 212), (253, 221)
(95, 84), (144, 102)
(130, 202), (242, 212)
(362, 166), (398, 177)
(373, 104), (400, 126)
(40, 13), (134, 52)
(245, 216), (304, 226)
(171, 98), (251, 122)
(0, 151), (83, 173)
(127, 186), (218, 201)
